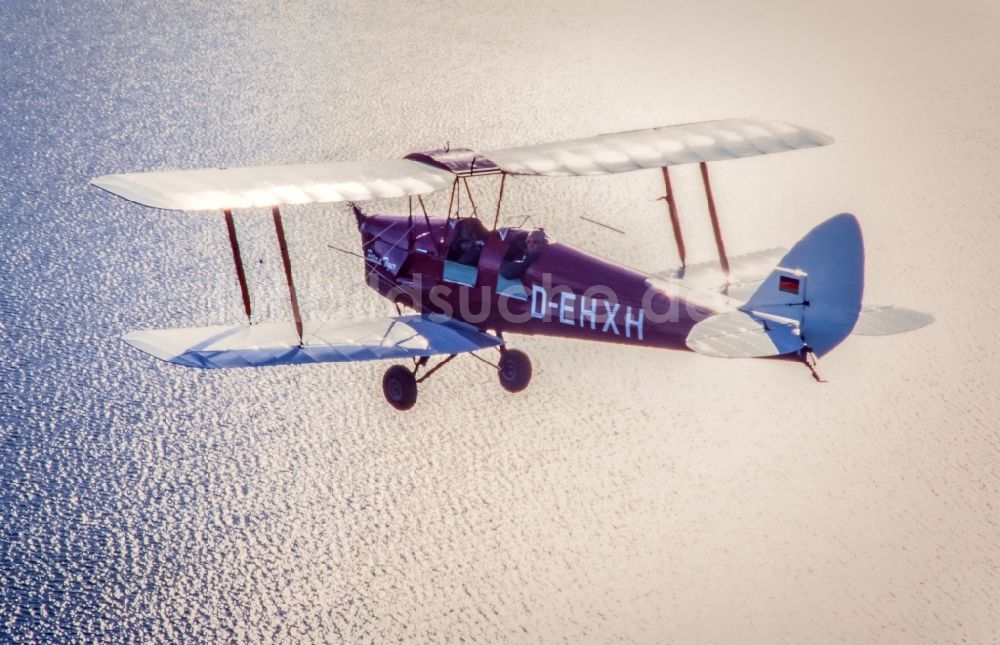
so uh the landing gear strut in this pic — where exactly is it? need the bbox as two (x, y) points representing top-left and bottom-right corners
(379, 347), (533, 410)
(497, 348), (532, 393)
(381, 354), (458, 410)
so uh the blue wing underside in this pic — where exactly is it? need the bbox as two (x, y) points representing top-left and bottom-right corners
(123, 315), (503, 369)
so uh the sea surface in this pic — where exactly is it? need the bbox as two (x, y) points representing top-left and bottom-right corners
(2, 1), (999, 642)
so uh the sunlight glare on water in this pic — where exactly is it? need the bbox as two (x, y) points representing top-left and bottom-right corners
(1, 0), (999, 642)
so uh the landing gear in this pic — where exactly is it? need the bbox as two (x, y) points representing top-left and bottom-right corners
(382, 364), (417, 410)
(379, 347), (532, 410)
(497, 348), (532, 393)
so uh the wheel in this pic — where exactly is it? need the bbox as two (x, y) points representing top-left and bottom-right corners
(497, 348), (532, 393)
(382, 365), (418, 410)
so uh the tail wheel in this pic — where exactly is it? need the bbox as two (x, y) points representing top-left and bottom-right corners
(382, 365), (418, 410)
(497, 349), (532, 393)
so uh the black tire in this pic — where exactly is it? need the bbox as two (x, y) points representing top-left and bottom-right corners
(382, 365), (418, 411)
(497, 349), (532, 393)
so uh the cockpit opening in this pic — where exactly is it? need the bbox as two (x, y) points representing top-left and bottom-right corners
(447, 218), (488, 266)
(500, 228), (548, 280)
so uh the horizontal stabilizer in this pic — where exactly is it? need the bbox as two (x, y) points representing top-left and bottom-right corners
(123, 315), (502, 368)
(654, 247), (788, 287)
(485, 118), (832, 177)
(92, 159), (454, 211)
(853, 305), (934, 336)
(651, 247), (788, 302)
(686, 310), (804, 358)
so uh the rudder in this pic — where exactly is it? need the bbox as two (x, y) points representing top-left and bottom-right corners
(686, 213), (864, 359)
(740, 213), (864, 357)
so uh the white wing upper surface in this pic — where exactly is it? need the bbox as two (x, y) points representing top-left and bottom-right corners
(686, 310), (804, 358)
(485, 118), (833, 176)
(91, 159), (455, 211)
(91, 118), (831, 211)
(852, 305), (935, 336)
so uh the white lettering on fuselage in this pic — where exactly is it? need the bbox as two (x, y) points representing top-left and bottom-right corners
(365, 249), (398, 273)
(559, 291), (575, 325)
(530, 284), (547, 319)
(625, 305), (644, 339)
(579, 295), (597, 330)
(602, 302), (620, 335)
(530, 285), (643, 340)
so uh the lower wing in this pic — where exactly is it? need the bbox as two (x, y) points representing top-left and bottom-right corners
(123, 315), (502, 369)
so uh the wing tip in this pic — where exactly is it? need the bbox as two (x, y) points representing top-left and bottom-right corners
(852, 306), (935, 336)
(91, 174), (187, 211)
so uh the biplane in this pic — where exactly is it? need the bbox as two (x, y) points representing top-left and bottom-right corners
(92, 118), (932, 410)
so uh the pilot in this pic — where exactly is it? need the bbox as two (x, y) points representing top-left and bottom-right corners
(500, 228), (548, 279)
(448, 219), (486, 266)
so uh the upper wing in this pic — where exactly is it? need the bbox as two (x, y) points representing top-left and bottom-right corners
(123, 315), (502, 368)
(91, 159), (455, 211)
(92, 118), (830, 211)
(485, 118), (832, 176)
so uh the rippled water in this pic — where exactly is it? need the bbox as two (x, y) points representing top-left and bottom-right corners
(2, 1), (999, 642)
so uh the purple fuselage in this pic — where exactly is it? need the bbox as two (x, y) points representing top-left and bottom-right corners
(359, 214), (714, 351)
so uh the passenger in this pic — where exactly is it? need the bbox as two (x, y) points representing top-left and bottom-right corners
(448, 219), (486, 266)
(500, 229), (548, 280)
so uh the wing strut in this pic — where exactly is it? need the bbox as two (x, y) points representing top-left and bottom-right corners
(659, 167), (686, 267)
(223, 209), (253, 323)
(272, 206), (303, 344)
(492, 172), (507, 230)
(700, 162), (730, 286)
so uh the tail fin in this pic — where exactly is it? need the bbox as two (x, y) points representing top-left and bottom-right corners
(686, 213), (864, 358)
(743, 213), (864, 357)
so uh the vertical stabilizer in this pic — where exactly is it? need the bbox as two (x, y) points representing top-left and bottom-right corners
(741, 213), (864, 357)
